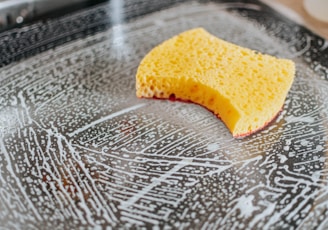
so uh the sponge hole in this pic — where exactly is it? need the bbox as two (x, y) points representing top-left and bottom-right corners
(169, 93), (176, 101)
(208, 97), (215, 105)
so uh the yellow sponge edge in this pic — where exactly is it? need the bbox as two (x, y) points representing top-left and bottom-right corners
(136, 28), (295, 138)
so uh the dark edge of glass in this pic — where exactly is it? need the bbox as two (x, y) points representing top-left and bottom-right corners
(0, 0), (327, 77)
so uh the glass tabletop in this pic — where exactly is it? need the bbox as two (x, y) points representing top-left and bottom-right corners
(0, 0), (328, 228)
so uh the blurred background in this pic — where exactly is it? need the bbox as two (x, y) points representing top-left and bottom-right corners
(263, 0), (328, 40)
(0, 0), (108, 31)
(0, 0), (327, 39)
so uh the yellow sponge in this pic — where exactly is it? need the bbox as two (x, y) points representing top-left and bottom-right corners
(136, 28), (295, 137)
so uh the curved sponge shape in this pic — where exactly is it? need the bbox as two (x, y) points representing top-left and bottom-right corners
(136, 28), (295, 138)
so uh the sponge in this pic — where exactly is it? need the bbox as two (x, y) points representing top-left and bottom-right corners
(136, 28), (295, 137)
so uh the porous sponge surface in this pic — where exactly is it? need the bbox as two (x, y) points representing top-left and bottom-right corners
(136, 28), (295, 137)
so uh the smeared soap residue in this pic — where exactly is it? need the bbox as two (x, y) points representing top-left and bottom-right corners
(284, 115), (315, 124)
